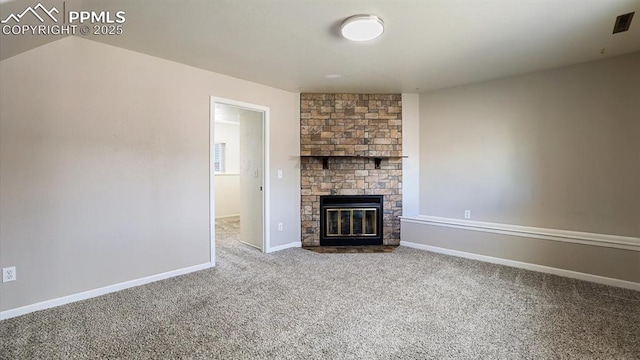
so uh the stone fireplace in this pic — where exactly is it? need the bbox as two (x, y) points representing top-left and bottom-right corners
(300, 93), (402, 246)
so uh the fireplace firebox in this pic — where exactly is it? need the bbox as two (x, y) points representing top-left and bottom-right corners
(319, 195), (383, 246)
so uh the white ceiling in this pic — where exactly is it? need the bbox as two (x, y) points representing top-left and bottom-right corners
(2, 0), (639, 93)
(215, 103), (257, 125)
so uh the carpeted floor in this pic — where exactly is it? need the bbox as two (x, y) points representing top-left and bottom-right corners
(1, 216), (639, 359)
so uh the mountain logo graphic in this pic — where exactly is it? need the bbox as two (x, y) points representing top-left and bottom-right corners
(1, 3), (59, 24)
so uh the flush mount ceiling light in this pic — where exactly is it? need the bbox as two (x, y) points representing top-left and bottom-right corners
(341, 15), (384, 42)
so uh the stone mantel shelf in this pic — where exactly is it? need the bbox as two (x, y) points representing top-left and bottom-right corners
(300, 155), (407, 169)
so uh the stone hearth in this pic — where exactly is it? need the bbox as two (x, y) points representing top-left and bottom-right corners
(300, 93), (402, 246)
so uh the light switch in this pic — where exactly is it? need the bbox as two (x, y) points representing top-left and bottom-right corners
(277, 170), (283, 179)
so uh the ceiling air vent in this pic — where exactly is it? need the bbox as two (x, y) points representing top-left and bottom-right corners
(613, 12), (634, 34)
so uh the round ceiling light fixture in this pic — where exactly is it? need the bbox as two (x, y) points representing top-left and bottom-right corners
(341, 15), (384, 42)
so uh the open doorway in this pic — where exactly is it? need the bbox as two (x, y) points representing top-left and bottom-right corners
(210, 97), (270, 266)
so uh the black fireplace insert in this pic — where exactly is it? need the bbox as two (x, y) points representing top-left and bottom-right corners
(319, 195), (383, 246)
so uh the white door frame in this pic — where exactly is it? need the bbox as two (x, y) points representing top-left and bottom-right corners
(210, 96), (270, 266)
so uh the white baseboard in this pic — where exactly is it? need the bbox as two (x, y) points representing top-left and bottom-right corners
(267, 241), (302, 253)
(240, 241), (262, 250)
(215, 214), (240, 219)
(400, 241), (640, 291)
(0, 262), (211, 321)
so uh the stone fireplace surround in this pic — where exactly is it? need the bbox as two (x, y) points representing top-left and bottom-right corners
(300, 93), (402, 246)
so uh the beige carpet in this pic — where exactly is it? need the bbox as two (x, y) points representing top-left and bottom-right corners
(1, 216), (639, 359)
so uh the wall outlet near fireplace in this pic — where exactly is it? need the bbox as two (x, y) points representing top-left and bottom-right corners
(464, 210), (471, 219)
(3, 266), (16, 282)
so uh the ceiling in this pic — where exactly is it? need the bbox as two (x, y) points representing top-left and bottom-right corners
(2, 0), (639, 93)
(215, 103), (259, 125)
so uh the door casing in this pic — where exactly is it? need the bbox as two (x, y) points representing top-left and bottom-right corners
(210, 96), (270, 265)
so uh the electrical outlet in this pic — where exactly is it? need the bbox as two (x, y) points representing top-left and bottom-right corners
(464, 210), (471, 219)
(278, 222), (283, 231)
(3, 267), (16, 282)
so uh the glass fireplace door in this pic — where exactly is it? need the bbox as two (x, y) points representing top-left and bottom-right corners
(326, 208), (378, 237)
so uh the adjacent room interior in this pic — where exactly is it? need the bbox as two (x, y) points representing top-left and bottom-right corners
(213, 102), (266, 252)
(1, 0), (639, 358)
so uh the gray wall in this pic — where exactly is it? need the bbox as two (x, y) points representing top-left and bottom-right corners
(401, 93), (420, 217)
(419, 52), (640, 237)
(409, 52), (640, 281)
(0, 37), (300, 312)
